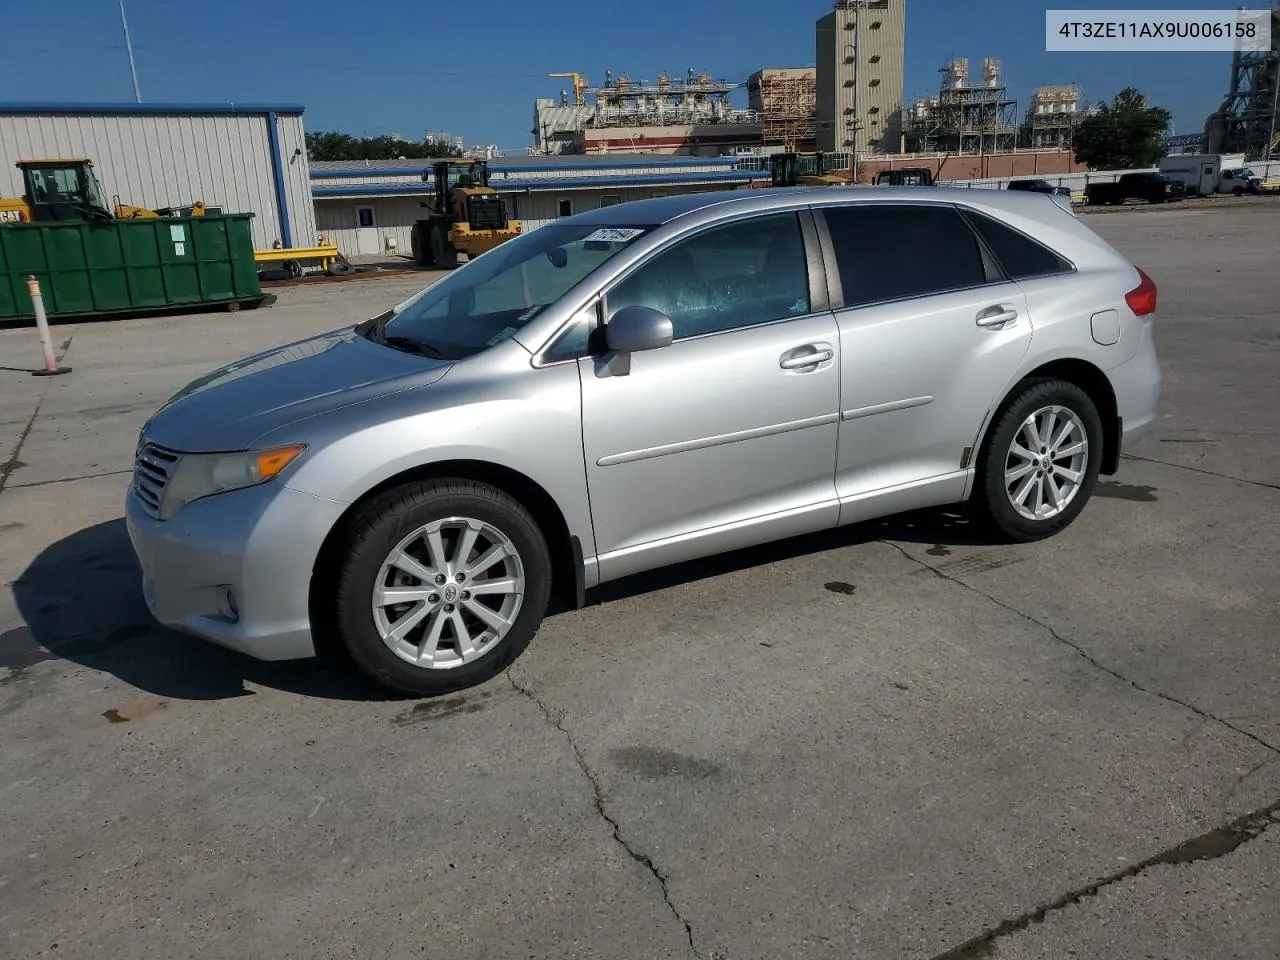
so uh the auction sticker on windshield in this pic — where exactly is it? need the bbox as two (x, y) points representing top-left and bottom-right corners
(583, 228), (646, 243)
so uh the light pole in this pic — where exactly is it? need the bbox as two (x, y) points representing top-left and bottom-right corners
(118, 0), (141, 102)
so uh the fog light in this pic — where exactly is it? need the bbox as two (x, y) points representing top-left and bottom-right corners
(217, 586), (240, 622)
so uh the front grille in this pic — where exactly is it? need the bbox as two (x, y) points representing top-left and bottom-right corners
(132, 443), (181, 518)
(466, 194), (508, 231)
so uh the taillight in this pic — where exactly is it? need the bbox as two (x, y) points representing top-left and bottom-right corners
(1125, 268), (1157, 317)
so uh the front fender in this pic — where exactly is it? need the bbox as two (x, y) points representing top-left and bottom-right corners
(270, 359), (596, 562)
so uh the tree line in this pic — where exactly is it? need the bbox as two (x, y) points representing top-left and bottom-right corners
(305, 131), (462, 162)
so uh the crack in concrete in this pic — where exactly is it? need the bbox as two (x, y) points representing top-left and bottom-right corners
(7, 468), (132, 490)
(883, 541), (1280, 757)
(0, 333), (72, 496)
(1121, 453), (1280, 492)
(0, 404), (40, 496)
(505, 670), (703, 960)
(926, 801), (1280, 959)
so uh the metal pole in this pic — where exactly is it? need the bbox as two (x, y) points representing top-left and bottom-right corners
(118, 0), (141, 102)
(26, 276), (72, 377)
(1269, 60), (1279, 161)
(850, 2), (860, 183)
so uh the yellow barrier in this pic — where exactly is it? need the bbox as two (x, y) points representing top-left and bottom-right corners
(253, 245), (340, 270)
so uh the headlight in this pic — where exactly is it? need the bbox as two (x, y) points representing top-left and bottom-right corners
(159, 444), (306, 519)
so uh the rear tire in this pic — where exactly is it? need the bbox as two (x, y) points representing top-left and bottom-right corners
(973, 378), (1103, 543)
(329, 480), (552, 697)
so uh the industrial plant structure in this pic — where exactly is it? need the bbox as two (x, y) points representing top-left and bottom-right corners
(905, 57), (1020, 155)
(748, 68), (818, 152)
(532, 69), (760, 156)
(815, 0), (907, 154)
(1203, 8), (1280, 159)
(1022, 85), (1082, 151)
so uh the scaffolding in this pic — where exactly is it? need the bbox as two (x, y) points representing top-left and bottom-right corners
(1204, 9), (1280, 159)
(1023, 84), (1080, 150)
(905, 57), (1019, 154)
(749, 68), (818, 152)
(549, 69), (758, 128)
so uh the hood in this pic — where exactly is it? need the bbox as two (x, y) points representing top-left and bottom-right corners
(143, 327), (453, 452)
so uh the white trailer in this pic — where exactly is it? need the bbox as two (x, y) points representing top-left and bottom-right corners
(1159, 153), (1259, 195)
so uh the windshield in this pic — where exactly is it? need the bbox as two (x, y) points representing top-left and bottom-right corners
(83, 166), (107, 210)
(443, 165), (485, 190)
(1238, 168), (1256, 178)
(368, 222), (655, 359)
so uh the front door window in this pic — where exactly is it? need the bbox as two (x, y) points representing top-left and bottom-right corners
(606, 212), (811, 339)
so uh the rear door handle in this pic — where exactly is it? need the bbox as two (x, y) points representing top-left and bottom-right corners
(976, 305), (1019, 327)
(780, 344), (834, 369)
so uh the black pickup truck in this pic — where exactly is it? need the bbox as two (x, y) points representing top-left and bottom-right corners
(1084, 172), (1186, 206)
(873, 167), (935, 186)
(1007, 178), (1072, 197)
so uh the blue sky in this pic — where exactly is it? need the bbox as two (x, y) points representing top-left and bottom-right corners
(1, 0), (1259, 149)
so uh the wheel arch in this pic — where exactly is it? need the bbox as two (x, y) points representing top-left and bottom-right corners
(975, 357), (1121, 479)
(309, 459), (584, 658)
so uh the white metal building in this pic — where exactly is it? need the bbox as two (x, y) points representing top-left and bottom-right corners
(0, 102), (315, 250)
(310, 156), (770, 257)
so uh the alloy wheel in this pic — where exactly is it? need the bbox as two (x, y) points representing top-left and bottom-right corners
(371, 517), (525, 669)
(1003, 405), (1089, 521)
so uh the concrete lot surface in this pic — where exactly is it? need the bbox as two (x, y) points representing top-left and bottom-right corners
(1, 204), (1278, 960)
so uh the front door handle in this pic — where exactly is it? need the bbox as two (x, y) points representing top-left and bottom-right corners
(976, 305), (1019, 327)
(780, 344), (834, 370)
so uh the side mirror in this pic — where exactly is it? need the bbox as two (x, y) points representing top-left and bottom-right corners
(605, 305), (673, 353)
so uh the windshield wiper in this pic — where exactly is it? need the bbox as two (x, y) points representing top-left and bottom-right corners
(381, 335), (448, 359)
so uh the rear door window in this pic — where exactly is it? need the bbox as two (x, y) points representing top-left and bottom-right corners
(961, 210), (1074, 281)
(821, 204), (989, 308)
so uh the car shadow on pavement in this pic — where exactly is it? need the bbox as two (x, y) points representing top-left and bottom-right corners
(10, 518), (397, 703)
(11, 508), (992, 702)
(587, 506), (992, 604)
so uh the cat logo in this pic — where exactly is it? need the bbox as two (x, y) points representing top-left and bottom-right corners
(0, 210), (25, 223)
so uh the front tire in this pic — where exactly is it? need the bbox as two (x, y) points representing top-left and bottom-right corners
(973, 379), (1103, 543)
(330, 480), (552, 696)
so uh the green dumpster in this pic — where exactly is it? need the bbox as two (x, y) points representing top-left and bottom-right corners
(0, 213), (267, 321)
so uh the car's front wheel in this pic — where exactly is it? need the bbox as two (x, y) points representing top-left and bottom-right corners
(974, 379), (1103, 543)
(331, 480), (551, 696)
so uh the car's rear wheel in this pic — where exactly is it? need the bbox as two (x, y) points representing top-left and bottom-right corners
(974, 379), (1103, 543)
(331, 480), (551, 696)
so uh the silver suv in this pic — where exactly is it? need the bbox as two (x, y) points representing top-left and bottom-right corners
(127, 187), (1161, 695)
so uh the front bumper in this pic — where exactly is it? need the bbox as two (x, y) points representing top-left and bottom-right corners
(125, 481), (349, 661)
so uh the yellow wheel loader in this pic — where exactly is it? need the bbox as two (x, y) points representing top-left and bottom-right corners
(410, 159), (521, 269)
(0, 159), (207, 224)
